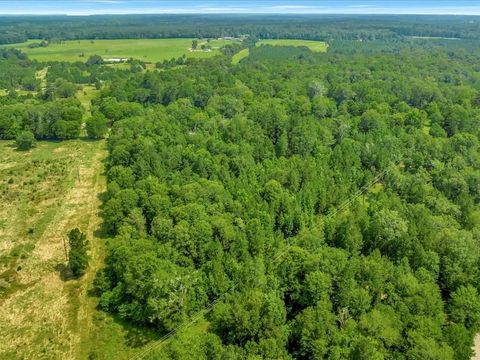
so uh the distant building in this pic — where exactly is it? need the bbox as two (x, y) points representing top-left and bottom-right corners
(104, 58), (129, 63)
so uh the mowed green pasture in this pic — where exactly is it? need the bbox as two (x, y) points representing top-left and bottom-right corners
(257, 39), (328, 52)
(231, 48), (250, 64)
(8, 39), (224, 63)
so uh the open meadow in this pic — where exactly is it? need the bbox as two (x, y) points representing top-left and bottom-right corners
(256, 39), (328, 52)
(7, 38), (327, 64)
(0, 139), (107, 359)
(231, 48), (250, 64)
(7, 39), (231, 63)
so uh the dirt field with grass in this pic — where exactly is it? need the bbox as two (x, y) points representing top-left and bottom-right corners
(0, 139), (106, 359)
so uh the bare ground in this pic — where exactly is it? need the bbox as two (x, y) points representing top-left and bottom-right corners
(473, 334), (480, 360)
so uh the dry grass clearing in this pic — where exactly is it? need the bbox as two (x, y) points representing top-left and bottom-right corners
(0, 139), (106, 359)
(0, 139), (160, 360)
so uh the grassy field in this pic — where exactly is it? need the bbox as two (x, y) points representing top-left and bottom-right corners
(0, 139), (107, 359)
(8, 39), (229, 63)
(0, 138), (173, 359)
(257, 39), (328, 52)
(232, 48), (250, 64)
(5, 38), (326, 64)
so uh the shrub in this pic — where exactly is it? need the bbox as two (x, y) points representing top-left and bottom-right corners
(15, 130), (35, 151)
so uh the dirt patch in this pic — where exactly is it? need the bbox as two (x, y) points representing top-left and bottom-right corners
(473, 334), (480, 360)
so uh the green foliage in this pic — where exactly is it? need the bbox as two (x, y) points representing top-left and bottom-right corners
(449, 286), (480, 331)
(43, 78), (78, 100)
(0, 98), (84, 140)
(444, 324), (474, 360)
(86, 54), (104, 66)
(86, 113), (108, 139)
(0, 48), (39, 90)
(5, 15), (480, 46)
(15, 130), (35, 151)
(3, 20), (476, 357)
(92, 40), (480, 357)
(4, 14), (480, 359)
(211, 290), (288, 350)
(67, 228), (89, 277)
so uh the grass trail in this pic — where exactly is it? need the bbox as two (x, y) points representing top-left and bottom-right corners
(36, 67), (48, 90)
(77, 85), (99, 118)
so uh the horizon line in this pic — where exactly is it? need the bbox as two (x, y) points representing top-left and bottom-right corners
(1, 12), (480, 16)
(2, 1), (480, 16)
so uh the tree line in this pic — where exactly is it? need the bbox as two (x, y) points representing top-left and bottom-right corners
(2, 15), (480, 45)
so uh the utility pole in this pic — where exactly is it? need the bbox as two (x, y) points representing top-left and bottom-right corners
(63, 235), (68, 262)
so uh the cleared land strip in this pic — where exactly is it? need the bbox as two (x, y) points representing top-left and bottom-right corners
(0, 139), (106, 359)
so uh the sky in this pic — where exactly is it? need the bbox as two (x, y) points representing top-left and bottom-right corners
(1, 1), (480, 16)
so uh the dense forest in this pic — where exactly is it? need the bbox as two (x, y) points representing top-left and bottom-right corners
(1, 15), (480, 44)
(2, 17), (480, 359)
(90, 43), (480, 358)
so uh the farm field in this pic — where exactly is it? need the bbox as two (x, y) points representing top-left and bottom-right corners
(256, 39), (328, 52)
(231, 48), (250, 64)
(0, 139), (107, 359)
(7, 39), (227, 63)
